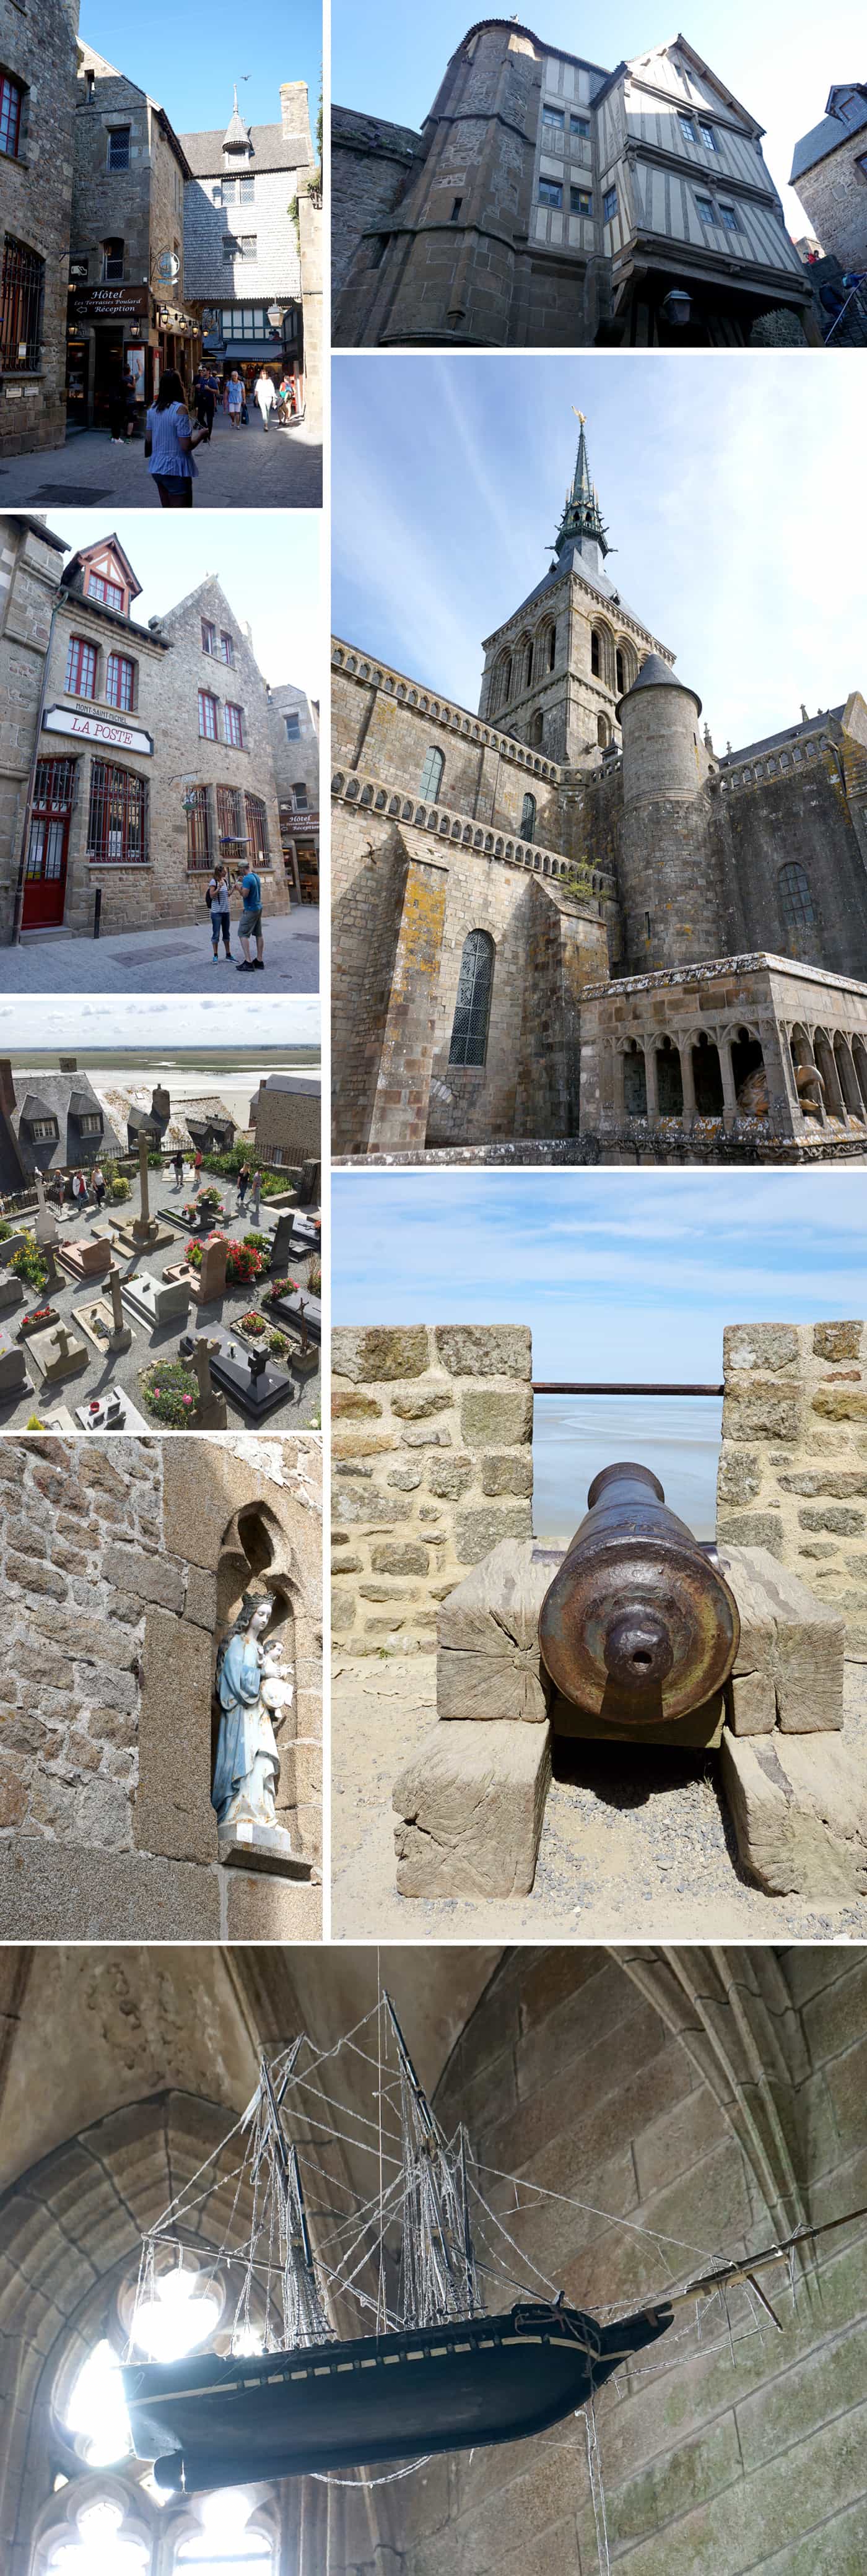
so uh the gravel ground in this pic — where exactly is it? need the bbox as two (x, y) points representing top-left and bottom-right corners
(331, 1653), (867, 1943)
(0, 1172), (321, 1430)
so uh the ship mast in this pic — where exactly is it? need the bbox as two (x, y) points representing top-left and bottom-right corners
(258, 2049), (333, 2348)
(385, 1995), (481, 2329)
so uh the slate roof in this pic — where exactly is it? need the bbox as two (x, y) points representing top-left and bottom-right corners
(790, 87), (867, 181)
(621, 651), (701, 715)
(5, 1071), (122, 1176)
(179, 122), (312, 176)
(255, 1073), (321, 1096)
(721, 707), (845, 765)
(495, 534), (654, 639)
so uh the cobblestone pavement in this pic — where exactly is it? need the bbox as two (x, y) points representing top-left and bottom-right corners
(0, 907), (319, 994)
(332, 1653), (867, 1941)
(0, 1169), (321, 1431)
(0, 406), (322, 509)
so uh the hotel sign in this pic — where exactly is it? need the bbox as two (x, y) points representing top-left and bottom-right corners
(43, 706), (154, 756)
(71, 283), (150, 323)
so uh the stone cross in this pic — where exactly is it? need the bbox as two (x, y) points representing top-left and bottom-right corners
(193, 1333), (227, 1429)
(51, 1325), (73, 1362)
(33, 1172), (56, 1248)
(42, 1239), (62, 1294)
(137, 1133), (150, 1226)
(107, 1263), (132, 1351)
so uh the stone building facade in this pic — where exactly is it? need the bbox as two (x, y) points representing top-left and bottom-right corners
(790, 84), (867, 272)
(251, 1071), (321, 1168)
(179, 83), (313, 393)
(333, 18), (817, 349)
(67, 43), (198, 431)
(332, 420), (867, 1164)
(267, 679), (320, 900)
(1, 526), (289, 939)
(0, 515), (68, 924)
(0, 0), (79, 456)
(0, 1434), (322, 1939)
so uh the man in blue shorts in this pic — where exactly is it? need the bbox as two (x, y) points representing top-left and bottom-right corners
(234, 866), (264, 971)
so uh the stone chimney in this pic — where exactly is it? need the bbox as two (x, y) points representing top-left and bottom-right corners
(280, 80), (312, 154)
(59, 1055), (77, 1071)
(0, 1061), (15, 1116)
(151, 1084), (170, 1123)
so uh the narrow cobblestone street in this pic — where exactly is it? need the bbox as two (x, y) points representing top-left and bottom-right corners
(0, 405), (321, 510)
(0, 908), (319, 994)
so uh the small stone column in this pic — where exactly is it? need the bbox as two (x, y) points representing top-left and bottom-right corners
(644, 1044), (659, 1128)
(107, 1264), (132, 1352)
(133, 1134), (154, 1243)
(679, 1043), (696, 1126)
(720, 1040), (738, 1128)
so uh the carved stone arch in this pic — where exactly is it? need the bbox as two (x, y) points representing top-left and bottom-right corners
(615, 635), (637, 695)
(619, 1948), (813, 2247)
(532, 618), (554, 682)
(590, 617), (614, 689)
(515, 629), (533, 692)
(214, 1504), (300, 1828)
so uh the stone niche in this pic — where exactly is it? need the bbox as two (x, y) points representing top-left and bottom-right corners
(0, 1435), (323, 1939)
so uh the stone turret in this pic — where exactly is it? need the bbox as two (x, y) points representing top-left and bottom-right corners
(617, 654), (726, 974)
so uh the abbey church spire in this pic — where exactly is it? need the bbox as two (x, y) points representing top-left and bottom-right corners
(552, 411), (612, 580)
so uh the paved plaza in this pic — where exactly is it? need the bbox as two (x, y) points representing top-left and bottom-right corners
(0, 406), (321, 510)
(0, 1167), (321, 1431)
(0, 908), (319, 995)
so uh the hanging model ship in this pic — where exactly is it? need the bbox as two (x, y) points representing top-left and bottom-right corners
(121, 1995), (842, 2499)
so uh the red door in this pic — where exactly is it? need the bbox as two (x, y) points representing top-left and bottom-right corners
(22, 760), (74, 928)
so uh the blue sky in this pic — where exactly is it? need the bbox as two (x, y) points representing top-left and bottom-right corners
(331, 0), (861, 232)
(331, 352), (865, 754)
(333, 1171), (867, 1381)
(43, 513), (321, 703)
(0, 998), (318, 1051)
(82, 0), (321, 141)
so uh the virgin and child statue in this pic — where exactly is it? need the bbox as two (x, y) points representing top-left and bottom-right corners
(212, 1589), (295, 1850)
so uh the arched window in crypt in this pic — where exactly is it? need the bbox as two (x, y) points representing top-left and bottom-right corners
(448, 929), (495, 1067)
(778, 861), (816, 934)
(419, 746), (445, 800)
(521, 791), (536, 838)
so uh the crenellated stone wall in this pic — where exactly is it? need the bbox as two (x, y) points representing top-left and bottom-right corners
(332, 1325), (533, 1651)
(717, 1319), (867, 1655)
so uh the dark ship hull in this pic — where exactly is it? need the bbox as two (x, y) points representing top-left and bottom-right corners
(123, 2299), (674, 2496)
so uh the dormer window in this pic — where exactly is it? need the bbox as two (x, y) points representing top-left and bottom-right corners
(27, 1116), (59, 1142)
(201, 619), (217, 654)
(77, 1112), (103, 1135)
(88, 572), (124, 610)
(219, 632), (234, 666)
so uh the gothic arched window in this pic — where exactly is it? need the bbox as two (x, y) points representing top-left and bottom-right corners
(530, 711), (544, 747)
(525, 639), (533, 688)
(419, 746), (445, 801)
(591, 629), (602, 678)
(448, 929), (495, 1068)
(43, 2499), (149, 2576)
(598, 715), (610, 747)
(521, 791), (536, 838)
(547, 625), (556, 671)
(616, 647), (625, 694)
(176, 2492), (272, 2572)
(778, 861), (815, 933)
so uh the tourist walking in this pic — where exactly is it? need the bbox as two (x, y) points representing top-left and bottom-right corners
(227, 372), (243, 431)
(234, 863), (264, 972)
(236, 1163), (250, 1214)
(92, 1164), (105, 1211)
(172, 1150), (185, 1190)
(195, 367), (216, 441)
(206, 864), (233, 960)
(192, 1149), (204, 1195)
(71, 1168), (87, 1210)
(250, 1170), (261, 1222)
(144, 369), (209, 508)
(123, 366), (139, 441)
(253, 370), (276, 432)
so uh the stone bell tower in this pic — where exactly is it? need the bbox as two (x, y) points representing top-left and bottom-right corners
(477, 414), (674, 770)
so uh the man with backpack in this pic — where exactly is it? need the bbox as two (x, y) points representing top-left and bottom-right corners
(234, 863), (265, 971)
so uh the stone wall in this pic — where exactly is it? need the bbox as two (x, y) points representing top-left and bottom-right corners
(712, 738), (867, 985)
(0, 0), (79, 458)
(717, 1318), (867, 1655)
(335, 1944), (867, 2576)
(332, 1325), (533, 1651)
(795, 133), (867, 274)
(331, 107), (424, 310)
(0, 1434), (322, 1935)
(0, 518), (66, 929)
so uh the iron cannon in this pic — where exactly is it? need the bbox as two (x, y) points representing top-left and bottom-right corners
(538, 1461), (739, 1728)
